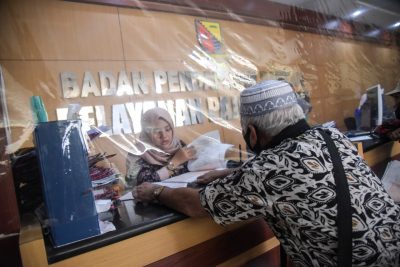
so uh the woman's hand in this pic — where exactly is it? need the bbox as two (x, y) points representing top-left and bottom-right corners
(171, 146), (197, 166)
(132, 182), (158, 202)
(196, 168), (235, 184)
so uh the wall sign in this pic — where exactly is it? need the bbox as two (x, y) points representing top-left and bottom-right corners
(57, 70), (240, 135)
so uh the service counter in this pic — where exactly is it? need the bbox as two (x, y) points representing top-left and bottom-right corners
(19, 198), (280, 267)
(19, 138), (400, 267)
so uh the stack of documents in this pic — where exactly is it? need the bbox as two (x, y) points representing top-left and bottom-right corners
(90, 165), (120, 199)
(92, 174), (119, 187)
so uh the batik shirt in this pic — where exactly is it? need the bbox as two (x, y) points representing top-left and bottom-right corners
(199, 122), (400, 267)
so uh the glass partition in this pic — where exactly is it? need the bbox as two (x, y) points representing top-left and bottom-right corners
(1, 0), (399, 251)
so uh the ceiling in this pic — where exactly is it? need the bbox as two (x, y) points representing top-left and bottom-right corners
(78, 0), (400, 42)
(268, 0), (400, 30)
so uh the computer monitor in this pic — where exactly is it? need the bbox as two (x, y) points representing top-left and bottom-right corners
(360, 84), (383, 131)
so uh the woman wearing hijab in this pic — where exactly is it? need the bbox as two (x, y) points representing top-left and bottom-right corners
(126, 107), (196, 186)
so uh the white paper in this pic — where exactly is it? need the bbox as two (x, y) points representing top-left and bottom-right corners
(119, 191), (134, 201)
(99, 219), (116, 234)
(152, 170), (209, 188)
(382, 160), (400, 203)
(187, 130), (233, 171)
(153, 181), (188, 188)
(348, 135), (373, 142)
(95, 199), (112, 213)
(167, 170), (209, 183)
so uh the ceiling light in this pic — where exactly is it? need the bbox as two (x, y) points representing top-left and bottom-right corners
(357, 0), (400, 16)
(387, 21), (400, 29)
(351, 10), (363, 18)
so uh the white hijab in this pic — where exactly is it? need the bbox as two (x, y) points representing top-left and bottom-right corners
(138, 108), (182, 166)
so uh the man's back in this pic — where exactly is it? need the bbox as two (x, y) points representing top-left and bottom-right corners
(200, 127), (400, 266)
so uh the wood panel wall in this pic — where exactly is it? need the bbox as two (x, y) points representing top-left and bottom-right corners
(0, 0), (399, 187)
(0, 1), (398, 265)
(1, 0), (399, 180)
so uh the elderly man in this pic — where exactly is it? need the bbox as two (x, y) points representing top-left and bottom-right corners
(134, 80), (400, 267)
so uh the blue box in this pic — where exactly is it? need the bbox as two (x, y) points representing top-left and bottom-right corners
(34, 120), (100, 247)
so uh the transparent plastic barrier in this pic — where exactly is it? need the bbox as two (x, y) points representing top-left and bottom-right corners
(1, 0), (399, 248)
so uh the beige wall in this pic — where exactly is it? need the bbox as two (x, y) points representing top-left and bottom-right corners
(1, 0), (399, 173)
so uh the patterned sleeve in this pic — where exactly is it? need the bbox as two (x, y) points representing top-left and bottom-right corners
(173, 162), (190, 176)
(136, 161), (189, 184)
(136, 161), (162, 185)
(126, 154), (161, 185)
(199, 165), (272, 225)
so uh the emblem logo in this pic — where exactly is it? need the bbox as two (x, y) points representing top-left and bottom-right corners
(195, 19), (223, 54)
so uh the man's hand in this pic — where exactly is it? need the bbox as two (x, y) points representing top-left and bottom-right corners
(388, 128), (400, 141)
(134, 182), (208, 217)
(196, 168), (236, 184)
(133, 182), (159, 202)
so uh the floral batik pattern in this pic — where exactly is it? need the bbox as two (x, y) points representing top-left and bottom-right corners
(200, 127), (400, 267)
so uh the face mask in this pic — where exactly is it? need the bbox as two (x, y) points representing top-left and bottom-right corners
(243, 127), (263, 155)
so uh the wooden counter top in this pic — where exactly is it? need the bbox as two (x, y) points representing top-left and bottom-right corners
(19, 200), (279, 267)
